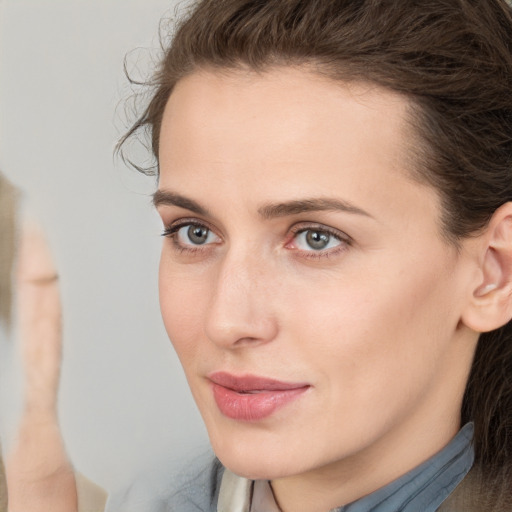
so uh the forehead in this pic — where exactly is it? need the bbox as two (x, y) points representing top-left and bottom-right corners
(160, 66), (412, 176)
(158, 67), (441, 234)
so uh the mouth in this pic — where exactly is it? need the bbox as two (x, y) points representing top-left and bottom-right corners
(208, 372), (310, 422)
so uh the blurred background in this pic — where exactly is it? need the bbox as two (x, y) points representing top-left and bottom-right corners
(0, 0), (208, 494)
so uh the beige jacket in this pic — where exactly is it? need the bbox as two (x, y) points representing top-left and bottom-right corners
(75, 473), (108, 512)
(438, 468), (512, 512)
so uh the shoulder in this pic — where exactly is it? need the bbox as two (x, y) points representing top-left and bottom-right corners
(105, 454), (224, 512)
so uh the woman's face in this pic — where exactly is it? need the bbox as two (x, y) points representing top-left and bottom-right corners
(156, 68), (478, 482)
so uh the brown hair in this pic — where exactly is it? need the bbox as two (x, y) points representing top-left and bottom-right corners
(120, 0), (512, 503)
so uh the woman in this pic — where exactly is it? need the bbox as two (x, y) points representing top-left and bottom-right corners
(109, 0), (512, 510)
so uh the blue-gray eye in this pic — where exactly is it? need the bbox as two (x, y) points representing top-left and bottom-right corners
(306, 230), (330, 250)
(188, 225), (209, 244)
(176, 224), (220, 246)
(294, 229), (342, 251)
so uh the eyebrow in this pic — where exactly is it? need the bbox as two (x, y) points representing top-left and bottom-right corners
(153, 190), (372, 219)
(257, 198), (372, 219)
(153, 190), (210, 216)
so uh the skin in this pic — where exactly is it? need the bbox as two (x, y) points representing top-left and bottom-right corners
(156, 67), (483, 512)
(6, 220), (78, 512)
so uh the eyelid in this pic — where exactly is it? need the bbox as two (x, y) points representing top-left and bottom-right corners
(288, 222), (352, 242)
(162, 217), (220, 237)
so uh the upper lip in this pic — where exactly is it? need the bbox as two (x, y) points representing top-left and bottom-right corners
(208, 371), (310, 392)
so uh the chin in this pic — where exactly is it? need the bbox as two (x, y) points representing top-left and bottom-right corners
(218, 453), (293, 480)
(210, 432), (313, 480)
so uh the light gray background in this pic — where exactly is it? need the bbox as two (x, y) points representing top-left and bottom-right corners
(0, 0), (209, 493)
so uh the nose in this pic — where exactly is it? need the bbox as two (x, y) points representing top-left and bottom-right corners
(204, 250), (279, 348)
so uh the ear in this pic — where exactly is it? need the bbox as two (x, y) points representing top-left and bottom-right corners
(462, 202), (512, 333)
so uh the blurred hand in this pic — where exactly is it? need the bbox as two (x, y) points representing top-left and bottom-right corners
(16, 219), (61, 416)
(6, 219), (78, 512)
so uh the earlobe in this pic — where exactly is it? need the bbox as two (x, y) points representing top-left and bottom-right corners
(462, 202), (512, 333)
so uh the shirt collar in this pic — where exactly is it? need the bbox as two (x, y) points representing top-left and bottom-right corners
(217, 423), (474, 512)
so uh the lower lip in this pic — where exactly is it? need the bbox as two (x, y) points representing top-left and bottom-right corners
(211, 383), (309, 422)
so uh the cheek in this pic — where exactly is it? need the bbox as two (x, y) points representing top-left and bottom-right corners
(158, 256), (208, 363)
(288, 253), (460, 406)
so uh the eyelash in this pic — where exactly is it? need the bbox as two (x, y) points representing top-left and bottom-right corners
(161, 219), (219, 255)
(161, 219), (352, 259)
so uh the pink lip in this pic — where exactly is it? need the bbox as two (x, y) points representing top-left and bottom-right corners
(208, 372), (310, 422)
